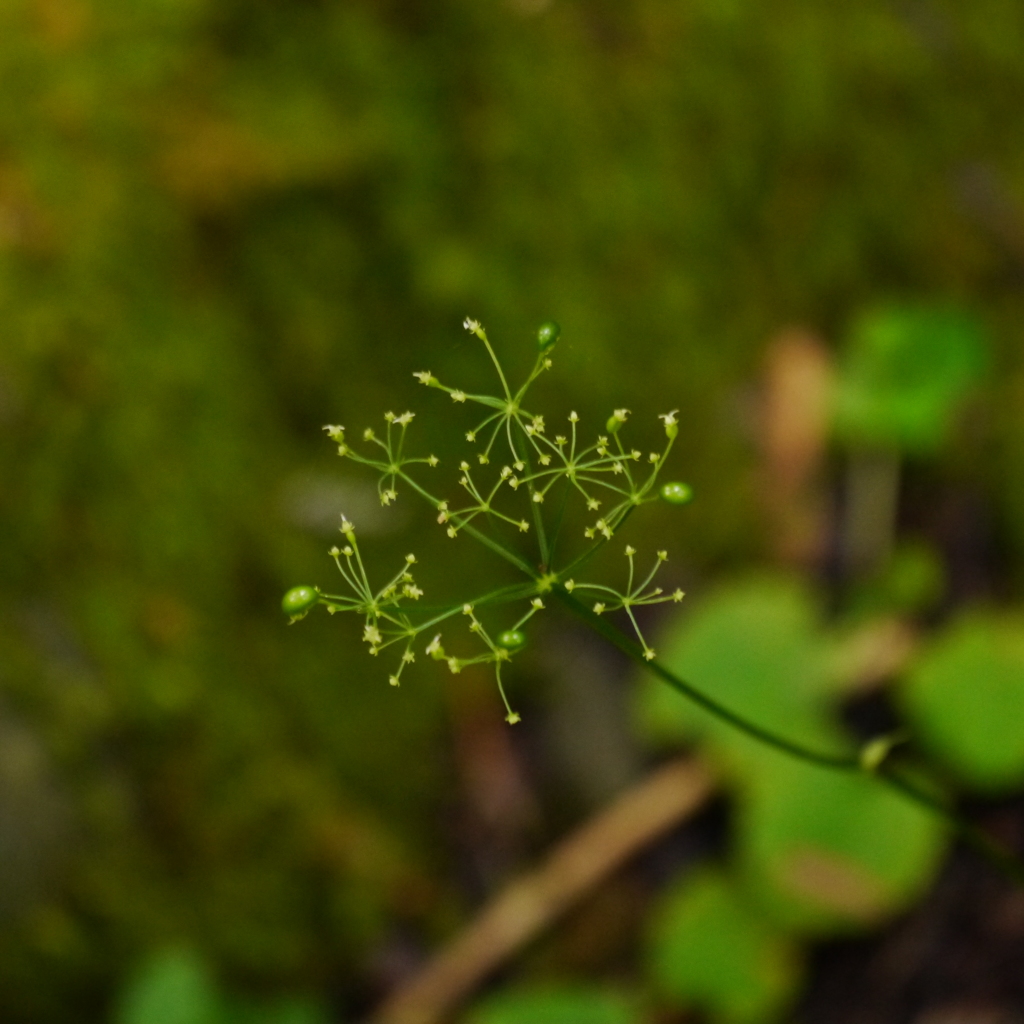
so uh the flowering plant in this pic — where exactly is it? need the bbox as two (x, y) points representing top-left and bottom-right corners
(284, 318), (690, 722)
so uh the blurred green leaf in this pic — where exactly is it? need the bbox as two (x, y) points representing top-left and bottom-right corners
(846, 540), (946, 618)
(647, 869), (799, 1024)
(738, 755), (943, 931)
(115, 949), (221, 1024)
(834, 305), (988, 454)
(465, 985), (638, 1024)
(637, 576), (945, 930)
(224, 996), (331, 1024)
(901, 611), (1024, 790)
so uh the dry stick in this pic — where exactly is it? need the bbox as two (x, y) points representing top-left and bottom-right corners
(371, 756), (716, 1024)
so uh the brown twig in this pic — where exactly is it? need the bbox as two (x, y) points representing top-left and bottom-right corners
(370, 756), (716, 1024)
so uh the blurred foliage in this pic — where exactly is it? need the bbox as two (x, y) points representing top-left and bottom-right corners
(635, 579), (942, 931)
(902, 611), (1024, 790)
(834, 304), (988, 454)
(2, 0), (1024, 1021)
(465, 985), (637, 1024)
(646, 869), (798, 1024)
(114, 948), (328, 1024)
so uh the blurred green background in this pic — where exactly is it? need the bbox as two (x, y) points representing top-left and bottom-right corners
(4, 1), (1024, 1021)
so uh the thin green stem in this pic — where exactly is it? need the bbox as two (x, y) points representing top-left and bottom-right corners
(398, 471), (538, 578)
(553, 583), (1024, 887)
(553, 584), (857, 768)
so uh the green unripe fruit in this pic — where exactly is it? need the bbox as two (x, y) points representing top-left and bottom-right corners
(536, 321), (561, 351)
(497, 629), (526, 651)
(282, 586), (318, 617)
(660, 482), (694, 505)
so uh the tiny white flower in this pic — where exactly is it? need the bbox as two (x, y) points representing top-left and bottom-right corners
(564, 579), (575, 592)
(531, 598), (545, 610)
(593, 602), (606, 614)
(463, 317), (481, 333)
(518, 520), (530, 532)
(625, 545), (636, 556)
(363, 624), (383, 646)
(643, 648), (656, 661)
(451, 390), (466, 403)
(428, 454), (439, 467)
(395, 411), (415, 426)
(447, 657), (461, 674)
(389, 674), (400, 686)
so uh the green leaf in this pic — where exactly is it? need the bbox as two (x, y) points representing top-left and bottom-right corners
(115, 949), (223, 1024)
(634, 576), (945, 931)
(224, 997), (331, 1024)
(646, 869), (799, 1024)
(834, 304), (988, 454)
(738, 755), (944, 932)
(901, 611), (1024, 790)
(465, 986), (638, 1024)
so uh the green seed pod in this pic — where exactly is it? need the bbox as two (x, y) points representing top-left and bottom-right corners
(536, 320), (561, 351)
(660, 482), (694, 505)
(282, 585), (318, 617)
(497, 629), (526, 651)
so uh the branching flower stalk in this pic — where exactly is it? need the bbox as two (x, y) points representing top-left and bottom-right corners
(283, 318), (1024, 887)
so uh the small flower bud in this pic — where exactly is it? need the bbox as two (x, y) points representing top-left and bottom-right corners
(660, 482), (694, 505)
(536, 320), (561, 351)
(497, 629), (526, 651)
(282, 586), (318, 618)
(606, 408), (630, 433)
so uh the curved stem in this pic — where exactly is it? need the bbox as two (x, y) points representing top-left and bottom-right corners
(553, 584), (858, 769)
(553, 583), (1024, 887)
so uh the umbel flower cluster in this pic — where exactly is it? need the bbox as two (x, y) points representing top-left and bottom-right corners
(283, 318), (692, 723)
